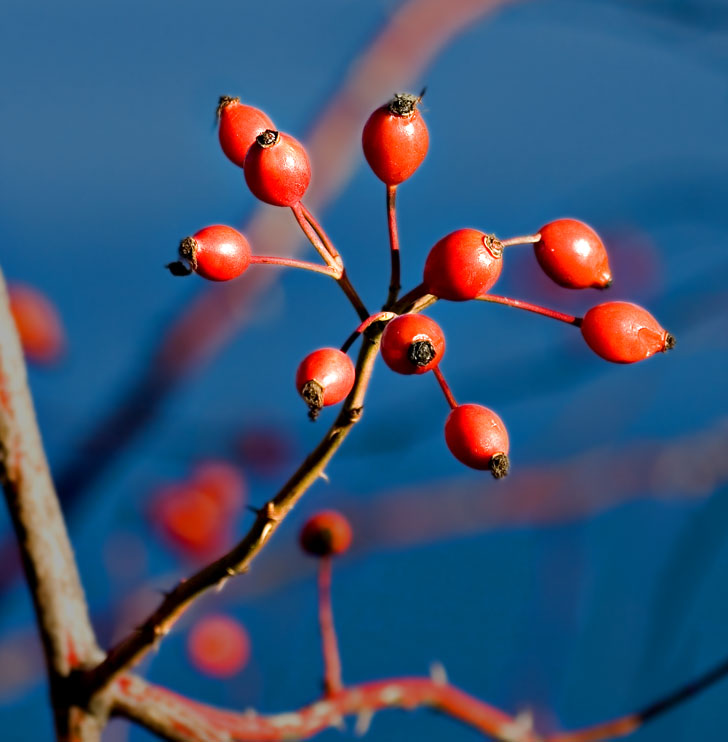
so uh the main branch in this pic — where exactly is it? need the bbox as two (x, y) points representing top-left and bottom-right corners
(0, 268), (103, 740)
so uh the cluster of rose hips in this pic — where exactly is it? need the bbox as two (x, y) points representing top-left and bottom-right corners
(168, 93), (674, 478)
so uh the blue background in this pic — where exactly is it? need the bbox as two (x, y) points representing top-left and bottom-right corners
(1, 0), (728, 739)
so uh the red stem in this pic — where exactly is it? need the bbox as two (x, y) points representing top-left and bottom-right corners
(386, 184), (401, 306)
(290, 203), (340, 270)
(250, 255), (339, 278)
(479, 294), (582, 325)
(290, 203), (369, 320)
(433, 366), (457, 410)
(317, 556), (342, 696)
(299, 202), (343, 267)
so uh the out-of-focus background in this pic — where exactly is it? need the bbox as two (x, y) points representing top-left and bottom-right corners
(1, 0), (727, 739)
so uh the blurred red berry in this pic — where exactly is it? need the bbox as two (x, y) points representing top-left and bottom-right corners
(362, 93), (429, 186)
(296, 348), (355, 420)
(300, 510), (352, 557)
(150, 483), (231, 559)
(444, 403), (510, 478)
(191, 460), (246, 515)
(244, 130), (311, 206)
(380, 314), (445, 375)
(8, 284), (65, 365)
(217, 95), (274, 168)
(535, 218), (612, 289)
(423, 229), (503, 301)
(580, 301), (674, 363)
(187, 614), (250, 678)
(172, 225), (252, 281)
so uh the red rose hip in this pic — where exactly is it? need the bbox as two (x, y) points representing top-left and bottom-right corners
(535, 218), (612, 289)
(244, 130), (311, 206)
(444, 403), (510, 478)
(296, 348), (355, 419)
(362, 93), (429, 186)
(424, 229), (503, 301)
(380, 313), (445, 375)
(580, 301), (675, 363)
(300, 510), (352, 557)
(170, 225), (252, 281)
(217, 96), (274, 168)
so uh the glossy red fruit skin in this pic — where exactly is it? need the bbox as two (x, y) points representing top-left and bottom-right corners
(423, 229), (503, 301)
(186, 225), (251, 281)
(444, 404), (509, 471)
(244, 131), (311, 206)
(535, 218), (612, 289)
(380, 314), (445, 375)
(8, 284), (65, 364)
(300, 510), (352, 557)
(580, 301), (673, 363)
(296, 348), (355, 407)
(218, 97), (274, 168)
(362, 100), (429, 185)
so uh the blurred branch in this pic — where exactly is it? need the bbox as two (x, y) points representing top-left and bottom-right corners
(112, 672), (530, 742)
(0, 267), (103, 739)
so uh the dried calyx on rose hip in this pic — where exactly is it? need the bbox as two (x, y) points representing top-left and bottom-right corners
(362, 91), (429, 186)
(444, 403), (510, 478)
(300, 510), (352, 557)
(217, 95), (274, 169)
(534, 218), (612, 289)
(424, 229), (503, 301)
(580, 301), (675, 363)
(380, 313), (445, 375)
(244, 129), (311, 206)
(167, 225), (252, 281)
(296, 347), (356, 420)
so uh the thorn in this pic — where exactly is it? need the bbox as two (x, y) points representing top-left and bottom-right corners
(216, 577), (229, 592)
(226, 566), (237, 577)
(318, 471), (330, 483)
(331, 714), (346, 732)
(247, 504), (262, 515)
(354, 709), (374, 736)
(500, 709), (534, 742)
(429, 661), (448, 686)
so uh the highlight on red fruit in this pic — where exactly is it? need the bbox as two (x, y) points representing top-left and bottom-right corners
(580, 301), (675, 363)
(171, 225), (252, 281)
(296, 347), (355, 420)
(424, 229), (503, 301)
(8, 284), (65, 364)
(217, 95), (274, 168)
(244, 130), (311, 206)
(444, 403), (510, 478)
(362, 92), (429, 185)
(380, 313), (445, 375)
(300, 510), (353, 557)
(187, 614), (251, 678)
(535, 218), (612, 289)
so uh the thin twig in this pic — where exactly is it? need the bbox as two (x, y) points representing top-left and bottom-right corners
(83, 331), (383, 696)
(385, 184), (401, 306)
(249, 255), (340, 278)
